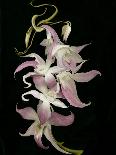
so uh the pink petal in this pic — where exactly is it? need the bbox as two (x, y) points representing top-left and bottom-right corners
(49, 112), (74, 126)
(37, 101), (51, 125)
(16, 105), (38, 121)
(73, 70), (101, 82)
(44, 125), (70, 154)
(34, 128), (49, 149)
(14, 61), (38, 75)
(45, 72), (57, 89)
(22, 53), (45, 65)
(33, 75), (48, 93)
(61, 86), (91, 108)
(19, 121), (37, 136)
(23, 72), (36, 88)
(70, 43), (91, 54)
(41, 25), (61, 43)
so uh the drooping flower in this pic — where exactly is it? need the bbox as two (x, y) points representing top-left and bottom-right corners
(21, 76), (67, 124)
(57, 62), (101, 108)
(14, 53), (64, 89)
(61, 22), (71, 42)
(16, 105), (74, 154)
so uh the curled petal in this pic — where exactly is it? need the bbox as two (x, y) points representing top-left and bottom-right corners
(16, 105), (38, 121)
(37, 101), (51, 125)
(33, 75), (48, 93)
(14, 61), (38, 76)
(73, 70), (101, 82)
(41, 25), (61, 43)
(52, 99), (67, 108)
(22, 90), (45, 102)
(44, 126), (71, 154)
(22, 53), (45, 65)
(19, 121), (37, 136)
(23, 72), (36, 88)
(34, 127), (49, 149)
(49, 112), (74, 126)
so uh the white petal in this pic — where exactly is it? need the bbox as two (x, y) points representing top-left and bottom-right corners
(52, 99), (68, 108)
(23, 72), (36, 88)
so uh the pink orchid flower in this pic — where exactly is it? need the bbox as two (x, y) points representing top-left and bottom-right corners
(40, 24), (89, 72)
(16, 105), (74, 154)
(14, 53), (65, 89)
(57, 61), (101, 108)
(21, 76), (67, 124)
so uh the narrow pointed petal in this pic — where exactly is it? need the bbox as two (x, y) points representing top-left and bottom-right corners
(52, 99), (67, 108)
(22, 90), (45, 102)
(44, 126), (71, 154)
(74, 60), (87, 73)
(14, 61), (38, 75)
(49, 112), (74, 126)
(22, 53), (45, 65)
(23, 72), (36, 88)
(37, 101), (51, 125)
(61, 86), (91, 108)
(20, 121), (37, 136)
(33, 75), (48, 93)
(73, 70), (101, 82)
(41, 25), (61, 43)
(70, 43), (91, 54)
(16, 105), (38, 120)
(34, 128), (49, 149)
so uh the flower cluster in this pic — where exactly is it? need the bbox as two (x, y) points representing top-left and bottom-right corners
(15, 21), (101, 154)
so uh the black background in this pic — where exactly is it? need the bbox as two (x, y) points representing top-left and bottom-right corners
(1, 0), (116, 155)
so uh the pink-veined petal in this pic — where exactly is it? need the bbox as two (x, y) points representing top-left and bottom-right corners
(16, 105), (38, 121)
(52, 99), (68, 108)
(44, 125), (71, 154)
(73, 70), (101, 82)
(19, 121), (38, 137)
(23, 72), (36, 88)
(34, 127), (49, 149)
(22, 90), (45, 102)
(33, 75), (48, 93)
(22, 53), (45, 65)
(70, 43), (91, 54)
(37, 101), (51, 125)
(14, 61), (38, 76)
(49, 112), (74, 126)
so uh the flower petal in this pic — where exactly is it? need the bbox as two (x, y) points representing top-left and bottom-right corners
(22, 90), (45, 102)
(49, 112), (74, 126)
(34, 127), (49, 149)
(14, 61), (38, 75)
(22, 53), (45, 65)
(44, 125), (71, 154)
(73, 70), (101, 82)
(70, 43), (91, 54)
(41, 25), (61, 43)
(16, 105), (38, 121)
(52, 99), (68, 108)
(33, 75), (48, 93)
(23, 72), (36, 88)
(37, 101), (51, 125)
(20, 121), (38, 136)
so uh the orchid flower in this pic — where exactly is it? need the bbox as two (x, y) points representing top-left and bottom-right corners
(16, 105), (74, 154)
(14, 53), (65, 89)
(21, 76), (67, 124)
(40, 24), (90, 72)
(61, 22), (71, 42)
(56, 61), (101, 108)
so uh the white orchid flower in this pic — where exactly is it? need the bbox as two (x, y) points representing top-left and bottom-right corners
(61, 22), (71, 42)
(16, 105), (74, 154)
(21, 76), (67, 124)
